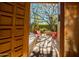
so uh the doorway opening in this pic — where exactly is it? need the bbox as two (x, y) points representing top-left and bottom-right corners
(29, 3), (60, 57)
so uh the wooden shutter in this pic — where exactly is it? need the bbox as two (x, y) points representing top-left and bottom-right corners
(0, 2), (29, 57)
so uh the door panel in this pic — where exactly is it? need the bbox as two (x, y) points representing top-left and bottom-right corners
(64, 3), (78, 57)
(0, 2), (29, 57)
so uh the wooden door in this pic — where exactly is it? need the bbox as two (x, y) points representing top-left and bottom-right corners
(0, 2), (30, 57)
(64, 3), (79, 57)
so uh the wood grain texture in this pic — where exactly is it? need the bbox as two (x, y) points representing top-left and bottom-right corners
(0, 2), (27, 57)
